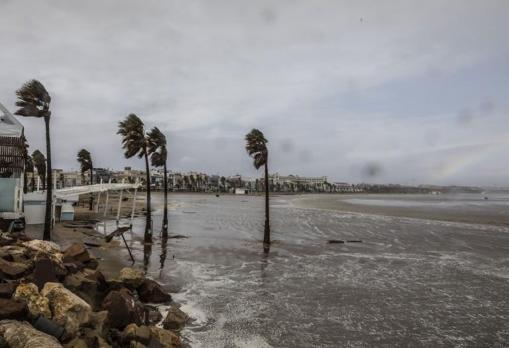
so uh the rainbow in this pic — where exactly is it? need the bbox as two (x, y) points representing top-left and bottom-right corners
(431, 140), (505, 182)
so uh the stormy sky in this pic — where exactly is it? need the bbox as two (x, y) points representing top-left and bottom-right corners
(1, 0), (508, 186)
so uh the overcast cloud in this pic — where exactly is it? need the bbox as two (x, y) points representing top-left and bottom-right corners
(1, 0), (508, 186)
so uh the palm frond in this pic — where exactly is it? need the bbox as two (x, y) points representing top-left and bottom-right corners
(245, 128), (268, 169)
(77, 148), (93, 173)
(14, 80), (51, 118)
(117, 114), (147, 159)
(147, 127), (167, 167)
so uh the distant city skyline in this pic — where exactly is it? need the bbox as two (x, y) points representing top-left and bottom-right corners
(1, 1), (508, 186)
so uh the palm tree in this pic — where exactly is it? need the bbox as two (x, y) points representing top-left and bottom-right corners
(147, 127), (168, 236)
(26, 155), (35, 192)
(77, 149), (94, 210)
(32, 150), (46, 190)
(245, 129), (270, 246)
(15, 80), (52, 240)
(220, 176), (226, 192)
(118, 114), (152, 243)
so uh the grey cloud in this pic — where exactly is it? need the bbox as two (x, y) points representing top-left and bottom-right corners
(0, 0), (508, 185)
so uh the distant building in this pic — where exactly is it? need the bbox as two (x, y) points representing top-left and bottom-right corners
(270, 173), (328, 192)
(93, 168), (112, 184)
(62, 171), (83, 187)
(332, 182), (355, 192)
(0, 102), (24, 229)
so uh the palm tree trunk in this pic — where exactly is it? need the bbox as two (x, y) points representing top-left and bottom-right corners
(23, 167), (27, 194)
(264, 159), (270, 245)
(43, 116), (52, 241)
(89, 167), (94, 210)
(162, 161), (168, 237)
(144, 148), (152, 243)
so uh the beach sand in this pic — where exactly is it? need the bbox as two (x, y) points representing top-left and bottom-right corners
(292, 193), (509, 226)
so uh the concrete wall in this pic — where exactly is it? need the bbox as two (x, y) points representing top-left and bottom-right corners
(0, 178), (17, 212)
(23, 191), (46, 224)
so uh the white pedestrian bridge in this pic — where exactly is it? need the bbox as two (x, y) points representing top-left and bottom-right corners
(24, 181), (142, 225)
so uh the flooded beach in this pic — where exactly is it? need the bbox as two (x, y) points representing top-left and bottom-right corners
(118, 193), (509, 347)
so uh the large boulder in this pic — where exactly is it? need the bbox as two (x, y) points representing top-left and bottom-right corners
(81, 328), (112, 348)
(63, 338), (88, 348)
(42, 282), (92, 336)
(63, 244), (91, 264)
(101, 288), (144, 329)
(0, 258), (30, 279)
(149, 326), (181, 348)
(23, 241), (66, 274)
(13, 283), (52, 319)
(0, 298), (27, 320)
(137, 279), (172, 303)
(122, 323), (151, 345)
(0, 245), (29, 263)
(119, 267), (144, 289)
(23, 240), (61, 254)
(33, 256), (59, 290)
(0, 282), (16, 298)
(162, 305), (188, 331)
(122, 324), (180, 348)
(64, 269), (108, 310)
(88, 310), (109, 335)
(144, 304), (163, 325)
(0, 320), (62, 348)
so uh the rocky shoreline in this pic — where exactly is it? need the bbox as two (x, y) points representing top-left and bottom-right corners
(0, 233), (190, 348)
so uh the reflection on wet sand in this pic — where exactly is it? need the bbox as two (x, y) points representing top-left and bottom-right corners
(143, 241), (152, 272)
(160, 234), (168, 271)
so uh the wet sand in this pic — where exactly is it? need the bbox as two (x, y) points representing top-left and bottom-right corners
(293, 193), (509, 227)
(123, 193), (509, 347)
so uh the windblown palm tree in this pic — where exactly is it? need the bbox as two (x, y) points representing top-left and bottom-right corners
(245, 129), (270, 247)
(77, 149), (94, 210)
(15, 80), (52, 240)
(25, 154), (35, 192)
(147, 127), (169, 236)
(118, 114), (152, 242)
(32, 150), (46, 191)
